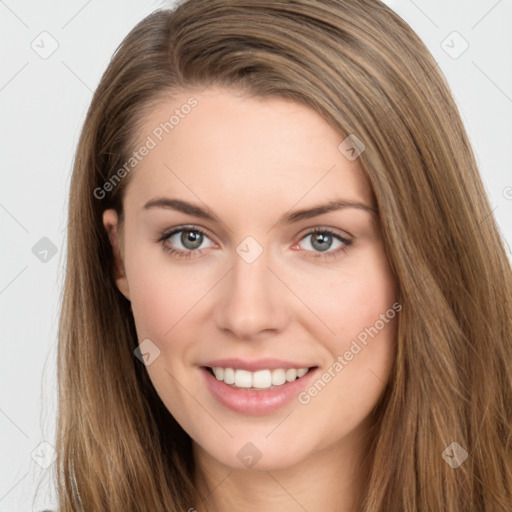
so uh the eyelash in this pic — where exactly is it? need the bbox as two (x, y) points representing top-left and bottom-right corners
(157, 225), (353, 260)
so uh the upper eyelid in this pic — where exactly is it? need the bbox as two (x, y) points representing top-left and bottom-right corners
(303, 226), (352, 241)
(159, 224), (212, 239)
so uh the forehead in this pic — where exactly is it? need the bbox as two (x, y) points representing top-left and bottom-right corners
(123, 88), (374, 214)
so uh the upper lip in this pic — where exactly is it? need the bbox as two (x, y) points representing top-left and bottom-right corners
(201, 358), (317, 372)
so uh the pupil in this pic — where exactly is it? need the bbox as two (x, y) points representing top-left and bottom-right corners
(312, 232), (331, 252)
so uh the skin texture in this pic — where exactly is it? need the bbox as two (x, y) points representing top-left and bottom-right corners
(103, 88), (398, 512)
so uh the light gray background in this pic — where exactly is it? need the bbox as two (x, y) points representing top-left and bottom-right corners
(1, 0), (511, 510)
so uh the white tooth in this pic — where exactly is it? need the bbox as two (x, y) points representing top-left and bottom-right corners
(271, 369), (286, 386)
(235, 369), (252, 388)
(286, 368), (297, 382)
(223, 367), (235, 385)
(252, 370), (272, 389)
(213, 367), (224, 380)
(297, 368), (309, 378)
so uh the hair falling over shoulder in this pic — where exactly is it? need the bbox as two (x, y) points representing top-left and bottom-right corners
(55, 1), (512, 510)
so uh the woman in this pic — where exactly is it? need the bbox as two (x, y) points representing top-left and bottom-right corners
(56, 0), (512, 510)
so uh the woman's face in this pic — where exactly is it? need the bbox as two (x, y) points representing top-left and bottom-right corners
(104, 88), (398, 471)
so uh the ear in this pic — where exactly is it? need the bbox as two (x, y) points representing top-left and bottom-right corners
(102, 209), (130, 300)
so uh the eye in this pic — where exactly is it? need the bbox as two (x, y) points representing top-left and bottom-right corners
(158, 225), (352, 261)
(158, 225), (215, 259)
(296, 227), (352, 260)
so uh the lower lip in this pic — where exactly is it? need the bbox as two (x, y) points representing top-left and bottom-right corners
(201, 366), (318, 415)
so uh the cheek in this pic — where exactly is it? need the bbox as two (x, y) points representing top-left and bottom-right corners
(335, 250), (397, 378)
(329, 319), (396, 417)
(127, 265), (176, 340)
(299, 245), (398, 398)
(291, 246), (397, 341)
(338, 266), (396, 341)
(124, 240), (208, 340)
(123, 246), (206, 421)
(321, 259), (398, 419)
(301, 311), (397, 439)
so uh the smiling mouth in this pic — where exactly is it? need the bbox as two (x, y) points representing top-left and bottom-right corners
(204, 366), (316, 390)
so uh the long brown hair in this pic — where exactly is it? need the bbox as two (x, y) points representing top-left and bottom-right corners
(56, 0), (512, 510)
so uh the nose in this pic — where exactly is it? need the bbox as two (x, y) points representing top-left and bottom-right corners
(214, 247), (290, 340)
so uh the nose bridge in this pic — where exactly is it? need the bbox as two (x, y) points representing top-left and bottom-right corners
(215, 239), (288, 338)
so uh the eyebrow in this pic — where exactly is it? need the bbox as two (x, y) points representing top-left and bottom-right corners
(142, 197), (378, 224)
